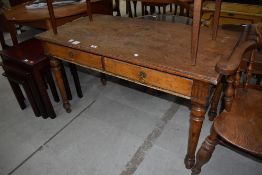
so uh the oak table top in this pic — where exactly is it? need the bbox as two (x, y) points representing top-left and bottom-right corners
(37, 14), (242, 85)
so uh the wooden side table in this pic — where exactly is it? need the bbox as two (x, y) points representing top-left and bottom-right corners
(0, 39), (59, 118)
(202, 1), (262, 26)
(2, 62), (47, 117)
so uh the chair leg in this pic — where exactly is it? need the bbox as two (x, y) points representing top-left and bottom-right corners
(192, 126), (218, 175)
(127, 0), (133, 18)
(8, 79), (26, 109)
(22, 82), (41, 117)
(45, 69), (60, 102)
(179, 6), (185, 16)
(0, 31), (9, 49)
(7, 22), (19, 46)
(143, 4), (149, 15)
(163, 6), (166, 14)
(133, 1), (137, 17)
(150, 6), (155, 14)
(126, 0), (129, 14)
(69, 63), (83, 98)
(208, 82), (223, 121)
(142, 4), (145, 16)
(174, 4), (178, 15)
(115, 0), (121, 16)
(60, 61), (72, 100)
(186, 8), (190, 17)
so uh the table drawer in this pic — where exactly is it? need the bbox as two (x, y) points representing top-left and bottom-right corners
(44, 43), (102, 70)
(105, 58), (193, 97)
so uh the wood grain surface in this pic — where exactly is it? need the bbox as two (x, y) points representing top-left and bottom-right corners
(44, 42), (102, 70)
(105, 57), (193, 96)
(215, 88), (262, 157)
(36, 15), (243, 85)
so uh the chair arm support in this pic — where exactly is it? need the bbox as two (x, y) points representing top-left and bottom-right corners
(215, 40), (257, 76)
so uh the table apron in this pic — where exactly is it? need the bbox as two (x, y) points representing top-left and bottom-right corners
(44, 42), (193, 99)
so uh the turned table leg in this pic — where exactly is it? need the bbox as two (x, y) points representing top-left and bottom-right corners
(50, 58), (71, 113)
(185, 80), (211, 169)
(69, 63), (83, 98)
(208, 81), (223, 121)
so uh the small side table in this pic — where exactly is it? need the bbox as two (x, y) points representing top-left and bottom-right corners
(2, 62), (48, 117)
(1, 39), (59, 118)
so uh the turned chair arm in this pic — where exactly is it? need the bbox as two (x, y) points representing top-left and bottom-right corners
(215, 40), (258, 76)
(216, 22), (262, 76)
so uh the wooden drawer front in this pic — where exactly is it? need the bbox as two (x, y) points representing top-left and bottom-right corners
(202, 12), (260, 26)
(105, 58), (193, 97)
(219, 14), (259, 25)
(44, 43), (102, 70)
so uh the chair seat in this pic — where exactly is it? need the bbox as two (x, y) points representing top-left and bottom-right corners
(214, 88), (262, 157)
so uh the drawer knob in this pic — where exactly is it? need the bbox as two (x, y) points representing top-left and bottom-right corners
(139, 71), (146, 83)
(68, 51), (75, 59)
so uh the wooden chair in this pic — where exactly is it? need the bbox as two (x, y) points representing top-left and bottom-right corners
(191, 23), (262, 175)
(208, 24), (262, 121)
(127, 0), (172, 17)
